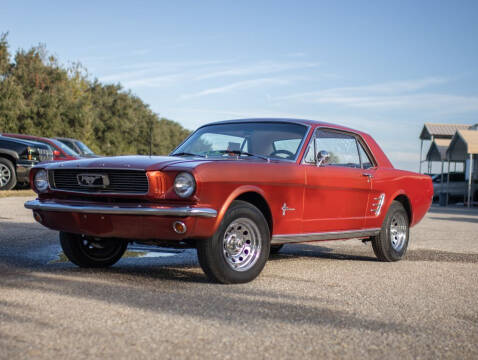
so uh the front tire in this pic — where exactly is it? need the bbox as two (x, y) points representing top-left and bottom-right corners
(59, 232), (128, 268)
(0, 158), (17, 191)
(371, 201), (410, 262)
(196, 200), (271, 284)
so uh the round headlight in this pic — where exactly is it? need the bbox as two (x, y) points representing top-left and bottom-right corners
(173, 172), (196, 198)
(34, 169), (49, 193)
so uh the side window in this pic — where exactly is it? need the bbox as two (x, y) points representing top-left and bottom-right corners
(303, 141), (316, 164)
(357, 142), (373, 169)
(315, 130), (361, 168)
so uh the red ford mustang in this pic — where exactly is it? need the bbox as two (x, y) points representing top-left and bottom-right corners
(25, 119), (433, 283)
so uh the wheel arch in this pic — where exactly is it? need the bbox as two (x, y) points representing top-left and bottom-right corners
(235, 191), (273, 235)
(392, 193), (412, 224)
(0, 152), (17, 166)
(215, 186), (273, 235)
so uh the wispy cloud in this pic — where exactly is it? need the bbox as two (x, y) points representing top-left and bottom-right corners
(123, 73), (186, 88)
(99, 59), (317, 90)
(281, 77), (448, 100)
(99, 60), (229, 86)
(195, 61), (318, 80)
(181, 78), (291, 99)
(277, 77), (478, 113)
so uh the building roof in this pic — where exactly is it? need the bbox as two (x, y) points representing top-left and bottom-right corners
(419, 123), (470, 140)
(447, 130), (478, 160)
(426, 138), (451, 161)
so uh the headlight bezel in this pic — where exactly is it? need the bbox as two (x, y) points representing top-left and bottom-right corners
(173, 172), (196, 198)
(34, 169), (49, 193)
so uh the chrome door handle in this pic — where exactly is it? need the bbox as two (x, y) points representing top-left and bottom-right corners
(362, 173), (373, 180)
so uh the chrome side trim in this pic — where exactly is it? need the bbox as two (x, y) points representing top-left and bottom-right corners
(370, 193), (385, 216)
(24, 200), (217, 218)
(271, 228), (381, 244)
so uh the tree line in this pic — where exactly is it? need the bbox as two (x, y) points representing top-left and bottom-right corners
(0, 33), (191, 156)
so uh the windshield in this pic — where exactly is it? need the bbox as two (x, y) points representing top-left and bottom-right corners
(48, 139), (79, 156)
(172, 122), (308, 161)
(75, 141), (95, 155)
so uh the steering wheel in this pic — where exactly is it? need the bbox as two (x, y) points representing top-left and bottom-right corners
(270, 149), (295, 159)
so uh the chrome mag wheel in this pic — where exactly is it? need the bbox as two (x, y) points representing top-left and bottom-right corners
(390, 213), (408, 251)
(222, 217), (262, 272)
(0, 163), (11, 187)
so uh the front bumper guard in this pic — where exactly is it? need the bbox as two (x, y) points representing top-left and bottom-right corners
(24, 200), (217, 218)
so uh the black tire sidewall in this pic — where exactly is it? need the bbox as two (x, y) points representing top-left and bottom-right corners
(377, 202), (410, 261)
(197, 200), (270, 284)
(60, 232), (127, 268)
(0, 158), (17, 191)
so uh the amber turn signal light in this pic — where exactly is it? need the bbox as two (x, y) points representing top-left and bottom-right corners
(172, 221), (187, 234)
(146, 171), (165, 197)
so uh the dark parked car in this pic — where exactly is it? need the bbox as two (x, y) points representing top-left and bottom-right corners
(3, 133), (81, 161)
(432, 172), (478, 203)
(0, 136), (53, 190)
(55, 137), (98, 158)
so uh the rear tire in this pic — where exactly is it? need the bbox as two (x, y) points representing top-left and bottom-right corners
(371, 201), (409, 262)
(0, 158), (17, 191)
(59, 232), (128, 268)
(196, 200), (270, 284)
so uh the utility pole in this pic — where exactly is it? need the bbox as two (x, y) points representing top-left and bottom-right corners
(149, 118), (153, 157)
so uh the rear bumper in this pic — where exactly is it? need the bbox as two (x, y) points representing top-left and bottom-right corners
(24, 199), (218, 240)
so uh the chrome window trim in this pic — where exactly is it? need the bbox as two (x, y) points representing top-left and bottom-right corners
(170, 121), (312, 164)
(271, 228), (381, 244)
(300, 126), (378, 168)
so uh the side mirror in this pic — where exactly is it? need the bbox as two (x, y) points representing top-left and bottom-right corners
(316, 150), (330, 167)
(53, 150), (61, 157)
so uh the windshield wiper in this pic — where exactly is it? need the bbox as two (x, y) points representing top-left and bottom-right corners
(172, 152), (205, 157)
(216, 150), (269, 161)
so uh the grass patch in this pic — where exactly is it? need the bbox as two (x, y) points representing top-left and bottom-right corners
(0, 189), (36, 198)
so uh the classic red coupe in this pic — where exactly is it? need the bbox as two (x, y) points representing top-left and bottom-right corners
(25, 119), (433, 283)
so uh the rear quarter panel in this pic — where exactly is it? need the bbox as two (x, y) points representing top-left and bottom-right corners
(367, 168), (433, 229)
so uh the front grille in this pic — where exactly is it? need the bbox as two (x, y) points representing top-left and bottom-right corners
(52, 169), (149, 194)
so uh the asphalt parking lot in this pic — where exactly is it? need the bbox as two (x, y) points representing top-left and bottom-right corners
(1, 196), (477, 359)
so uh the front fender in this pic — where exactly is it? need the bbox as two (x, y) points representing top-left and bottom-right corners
(212, 185), (268, 233)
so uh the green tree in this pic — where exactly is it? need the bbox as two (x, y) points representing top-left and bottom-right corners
(0, 33), (190, 155)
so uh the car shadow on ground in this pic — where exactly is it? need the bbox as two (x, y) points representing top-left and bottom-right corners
(428, 205), (478, 216)
(0, 258), (415, 334)
(271, 243), (478, 264)
(1, 221), (477, 333)
(428, 216), (478, 223)
(269, 243), (378, 262)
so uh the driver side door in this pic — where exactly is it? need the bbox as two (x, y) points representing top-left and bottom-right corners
(302, 128), (372, 233)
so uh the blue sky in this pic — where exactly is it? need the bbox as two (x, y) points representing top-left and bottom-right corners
(3, 0), (478, 171)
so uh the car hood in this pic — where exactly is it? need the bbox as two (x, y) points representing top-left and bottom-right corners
(40, 155), (209, 171)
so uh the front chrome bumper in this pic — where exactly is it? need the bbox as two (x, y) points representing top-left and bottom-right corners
(24, 199), (217, 218)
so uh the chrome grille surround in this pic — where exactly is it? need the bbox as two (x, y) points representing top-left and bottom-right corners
(51, 169), (149, 194)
